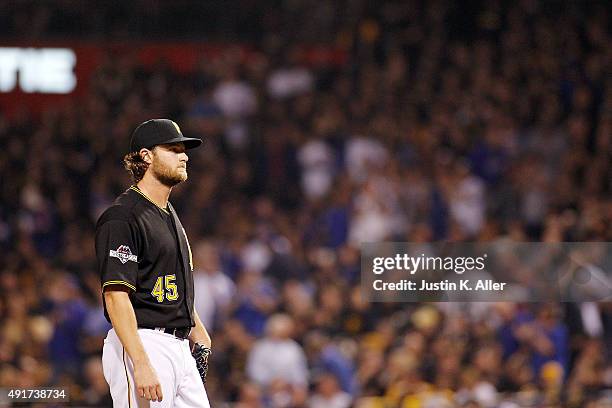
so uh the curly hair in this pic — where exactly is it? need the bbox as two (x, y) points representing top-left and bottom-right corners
(123, 151), (150, 183)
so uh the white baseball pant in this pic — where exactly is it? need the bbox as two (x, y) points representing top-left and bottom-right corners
(102, 328), (211, 408)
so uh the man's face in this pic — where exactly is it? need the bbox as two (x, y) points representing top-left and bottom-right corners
(148, 142), (189, 186)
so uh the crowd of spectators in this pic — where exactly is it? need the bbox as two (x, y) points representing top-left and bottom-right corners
(0, 1), (611, 407)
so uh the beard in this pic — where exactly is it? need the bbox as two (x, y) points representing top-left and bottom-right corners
(151, 160), (187, 187)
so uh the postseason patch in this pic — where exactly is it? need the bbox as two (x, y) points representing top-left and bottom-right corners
(109, 245), (138, 264)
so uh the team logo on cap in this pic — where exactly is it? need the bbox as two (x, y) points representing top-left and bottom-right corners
(109, 245), (138, 264)
(171, 121), (181, 134)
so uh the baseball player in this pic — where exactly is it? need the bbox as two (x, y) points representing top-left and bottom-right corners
(95, 119), (212, 407)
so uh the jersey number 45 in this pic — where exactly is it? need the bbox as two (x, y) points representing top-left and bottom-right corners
(151, 274), (179, 302)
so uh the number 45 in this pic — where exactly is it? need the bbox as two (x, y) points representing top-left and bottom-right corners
(151, 275), (179, 302)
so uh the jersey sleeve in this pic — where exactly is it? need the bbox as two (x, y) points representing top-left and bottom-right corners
(95, 219), (139, 292)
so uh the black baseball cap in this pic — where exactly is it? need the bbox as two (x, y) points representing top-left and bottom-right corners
(130, 119), (202, 152)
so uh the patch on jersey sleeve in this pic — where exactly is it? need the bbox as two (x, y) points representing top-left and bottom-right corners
(109, 245), (138, 264)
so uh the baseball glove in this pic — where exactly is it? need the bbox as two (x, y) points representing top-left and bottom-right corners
(191, 343), (212, 384)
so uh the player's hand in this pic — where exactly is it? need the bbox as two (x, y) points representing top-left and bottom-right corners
(191, 343), (211, 385)
(133, 361), (163, 402)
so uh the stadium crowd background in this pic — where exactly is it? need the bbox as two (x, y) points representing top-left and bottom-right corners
(0, 1), (610, 407)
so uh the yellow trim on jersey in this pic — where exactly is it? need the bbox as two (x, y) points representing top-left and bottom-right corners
(182, 227), (194, 270)
(123, 348), (132, 408)
(130, 186), (170, 214)
(102, 280), (136, 291)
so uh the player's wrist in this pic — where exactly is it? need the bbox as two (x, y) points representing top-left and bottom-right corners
(193, 340), (212, 349)
(191, 342), (211, 353)
(131, 354), (153, 367)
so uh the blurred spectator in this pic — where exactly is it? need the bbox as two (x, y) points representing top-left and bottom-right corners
(213, 64), (257, 120)
(81, 272), (112, 356)
(246, 314), (308, 405)
(298, 136), (336, 201)
(44, 272), (87, 381)
(448, 160), (486, 237)
(193, 240), (236, 329)
(233, 270), (278, 337)
(513, 305), (569, 379)
(82, 357), (112, 406)
(305, 331), (357, 395)
(235, 381), (264, 408)
(213, 61), (257, 150)
(267, 49), (314, 100)
(308, 372), (352, 408)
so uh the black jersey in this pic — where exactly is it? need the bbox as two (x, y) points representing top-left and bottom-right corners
(95, 186), (195, 328)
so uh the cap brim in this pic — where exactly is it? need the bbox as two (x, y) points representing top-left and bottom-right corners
(162, 136), (203, 149)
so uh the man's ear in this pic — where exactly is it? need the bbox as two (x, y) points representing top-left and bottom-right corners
(140, 148), (153, 164)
